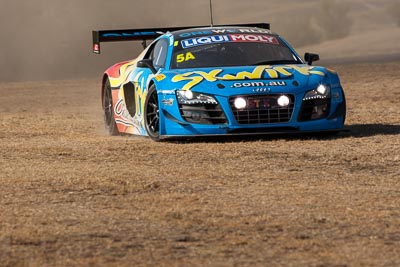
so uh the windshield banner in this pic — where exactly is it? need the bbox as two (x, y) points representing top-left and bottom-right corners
(181, 34), (279, 49)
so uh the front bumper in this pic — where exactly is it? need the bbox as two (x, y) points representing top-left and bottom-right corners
(158, 88), (346, 137)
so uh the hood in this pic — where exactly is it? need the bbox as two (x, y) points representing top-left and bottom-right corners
(161, 64), (331, 96)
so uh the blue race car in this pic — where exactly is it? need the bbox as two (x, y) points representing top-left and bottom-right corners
(93, 23), (346, 141)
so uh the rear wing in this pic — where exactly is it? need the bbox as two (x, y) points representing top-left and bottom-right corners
(92, 23), (270, 54)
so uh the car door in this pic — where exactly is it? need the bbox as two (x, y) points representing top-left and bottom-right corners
(129, 37), (170, 134)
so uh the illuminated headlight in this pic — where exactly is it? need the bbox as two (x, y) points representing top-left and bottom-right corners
(176, 90), (218, 105)
(234, 97), (247, 109)
(316, 84), (328, 95)
(277, 95), (290, 107)
(303, 84), (331, 100)
(183, 90), (193, 100)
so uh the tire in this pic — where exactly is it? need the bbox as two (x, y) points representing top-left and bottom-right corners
(342, 91), (347, 125)
(144, 84), (161, 141)
(102, 78), (119, 135)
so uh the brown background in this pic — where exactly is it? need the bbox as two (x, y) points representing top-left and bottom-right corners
(0, 0), (399, 82)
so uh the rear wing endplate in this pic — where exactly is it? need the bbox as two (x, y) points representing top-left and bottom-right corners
(92, 23), (270, 54)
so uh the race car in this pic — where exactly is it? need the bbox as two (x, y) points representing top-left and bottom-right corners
(93, 23), (346, 141)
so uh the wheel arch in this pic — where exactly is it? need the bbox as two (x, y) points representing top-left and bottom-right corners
(148, 79), (156, 91)
(147, 77), (173, 137)
(144, 82), (162, 141)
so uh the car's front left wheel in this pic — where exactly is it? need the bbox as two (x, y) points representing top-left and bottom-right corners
(144, 84), (161, 141)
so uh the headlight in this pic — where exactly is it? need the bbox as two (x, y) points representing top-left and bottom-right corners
(233, 97), (247, 109)
(176, 90), (218, 105)
(277, 95), (291, 107)
(303, 84), (331, 100)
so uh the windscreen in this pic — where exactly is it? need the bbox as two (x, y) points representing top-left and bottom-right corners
(171, 31), (301, 69)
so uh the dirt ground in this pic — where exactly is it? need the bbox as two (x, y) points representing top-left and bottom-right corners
(0, 61), (399, 267)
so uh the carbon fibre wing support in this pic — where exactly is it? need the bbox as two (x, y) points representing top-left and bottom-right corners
(92, 23), (270, 54)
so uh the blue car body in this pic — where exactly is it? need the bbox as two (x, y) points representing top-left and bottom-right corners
(93, 24), (346, 140)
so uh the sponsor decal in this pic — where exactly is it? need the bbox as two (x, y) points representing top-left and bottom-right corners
(172, 65), (325, 90)
(161, 98), (174, 106)
(159, 90), (176, 94)
(181, 34), (279, 48)
(238, 28), (272, 34)
(102, 31), (157, 38)
(182, 35), (230, 48)
(155, 74), (166, 82)
(231, 81), (286, 88)
(230, 34), (279, 44)
(253, 88), (271, 93)
(178, 28), (273, 37)
(179, 30), (216, 38)
(115, 99), (136, 127)
(176, 52), (196, 63)
(247, 97), (278, 109)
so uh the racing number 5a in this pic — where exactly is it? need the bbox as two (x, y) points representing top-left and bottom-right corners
(176, 52), (196, 63)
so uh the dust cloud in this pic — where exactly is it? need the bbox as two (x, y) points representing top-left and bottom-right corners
(386, 2), (400, 26)
(0, 0), (398, 82)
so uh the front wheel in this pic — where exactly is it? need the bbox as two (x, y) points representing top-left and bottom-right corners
(144, 84), (161, 141)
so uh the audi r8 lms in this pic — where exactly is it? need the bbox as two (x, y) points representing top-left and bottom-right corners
(92, 23), (346, 141)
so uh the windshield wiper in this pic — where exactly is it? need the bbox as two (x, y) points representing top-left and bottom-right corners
(253, 59), (300, 65)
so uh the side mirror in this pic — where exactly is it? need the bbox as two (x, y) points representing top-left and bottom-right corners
(304, 53), (320, 66)
(137, 59), (157, 74)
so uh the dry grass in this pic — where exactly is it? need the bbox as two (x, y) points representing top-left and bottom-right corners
(0, 62), (400, 267)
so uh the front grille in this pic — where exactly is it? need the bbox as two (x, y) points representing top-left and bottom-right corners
(179, 104), (227, 125)
(229, 94), (295, 124)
